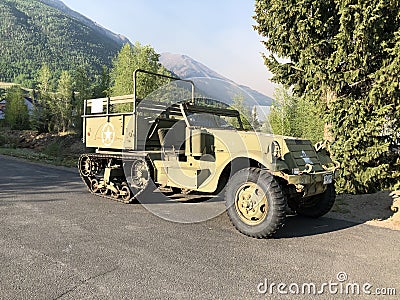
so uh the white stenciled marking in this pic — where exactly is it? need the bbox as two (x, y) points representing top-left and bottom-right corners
(300, 150), (314, 165)
(101, 123), (115, 146)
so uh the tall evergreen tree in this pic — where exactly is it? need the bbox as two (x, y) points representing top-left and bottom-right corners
(254, 0), (400, 193)
(93, 66), (110, 98)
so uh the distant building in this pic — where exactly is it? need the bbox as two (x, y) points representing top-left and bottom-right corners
(0, 97), (35, 120)
(24, 97), (34, 112)
(0, 99), (6, 120)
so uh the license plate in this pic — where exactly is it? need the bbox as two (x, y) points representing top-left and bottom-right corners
(323, 173), (333, 185)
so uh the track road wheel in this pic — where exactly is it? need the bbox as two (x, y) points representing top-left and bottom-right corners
(111, 188), (120, 200)
(125, 158), (153, 199)
(91, 179), (100, 193)
(99, 181), (108, 196)
(296, 183), (336, 218)
(225, 168), (286, 238)
(78, 155), (100, 177)
(120, 183), (132, 203)
(130, 160), (150, 190)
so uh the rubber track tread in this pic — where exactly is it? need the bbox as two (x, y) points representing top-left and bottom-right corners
(78, 153), (149, 204)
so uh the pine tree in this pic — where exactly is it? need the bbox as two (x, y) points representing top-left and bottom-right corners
(254, 0), (400, 193)
(93, 65), (110, 98)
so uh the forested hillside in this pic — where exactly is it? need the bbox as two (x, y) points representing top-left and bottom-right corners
(0, 0), (275, 135)
(0, 0), (127, 86)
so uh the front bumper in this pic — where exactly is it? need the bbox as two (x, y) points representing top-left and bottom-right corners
(275, 170), (339, 185)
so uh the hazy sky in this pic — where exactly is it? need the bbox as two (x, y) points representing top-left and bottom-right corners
(61, 0), (276, 97)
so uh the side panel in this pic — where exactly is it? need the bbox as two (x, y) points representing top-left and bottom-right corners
(158, 129), (275, 193)
(85, 115), (134, 149)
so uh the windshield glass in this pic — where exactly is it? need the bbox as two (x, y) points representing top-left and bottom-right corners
(186, 112), (238, 130)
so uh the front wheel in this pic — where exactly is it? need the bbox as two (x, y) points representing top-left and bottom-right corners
(296, 183), (336, 218)
(225, 168), (286, 238)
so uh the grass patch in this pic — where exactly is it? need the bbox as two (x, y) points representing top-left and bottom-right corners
(43, 140), (65, 157)
(0, 131), (19, 148)
(0, 129), (83, 168)
(0, 147), (78, 168)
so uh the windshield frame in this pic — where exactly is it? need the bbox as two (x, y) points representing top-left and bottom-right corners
(180, 101), (244, 130)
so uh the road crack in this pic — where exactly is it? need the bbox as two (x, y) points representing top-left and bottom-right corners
(54, 266), (119, 299)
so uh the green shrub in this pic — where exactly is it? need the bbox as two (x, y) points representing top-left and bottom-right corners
(43, 140), (65, 157)
(0, 132), (19, 148)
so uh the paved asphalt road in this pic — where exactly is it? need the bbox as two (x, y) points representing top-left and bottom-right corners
(0, 155), (399, 299)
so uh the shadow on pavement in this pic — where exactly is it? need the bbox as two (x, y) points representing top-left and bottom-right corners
(133, 189), (362, 238)
(274, 214), (360, 239)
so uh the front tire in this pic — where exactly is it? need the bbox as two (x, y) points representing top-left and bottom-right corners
(225, 168), (286, 238)
(296, 183), (336, 218)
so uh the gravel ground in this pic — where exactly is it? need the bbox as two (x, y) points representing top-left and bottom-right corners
(327, 190), (400, 230)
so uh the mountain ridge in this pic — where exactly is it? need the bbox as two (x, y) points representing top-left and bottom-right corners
(159, 52), (273, 107)
(0, 0), (273, 109)
(0, 0), (126, 83)
(38, 0), (131, 45)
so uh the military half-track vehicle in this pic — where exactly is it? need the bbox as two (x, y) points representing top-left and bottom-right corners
(78, 70), (339, 238)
